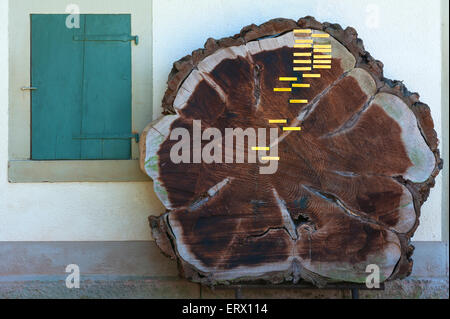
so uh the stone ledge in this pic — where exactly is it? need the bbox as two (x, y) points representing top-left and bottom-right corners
(0, 241), (447, 299)
(0, 278), (200, 299)
(1, 277), (447, 299)
(1, 241), (447, 279)
(358, 278), (449, 299)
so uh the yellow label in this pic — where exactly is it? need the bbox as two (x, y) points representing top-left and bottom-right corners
(293, 67), (312, 71)
(294, 44), (312, 48)
(293, 52), (312, 57)
(290, 99), (308, 103)
(313, 44), (332, 48)
(314, 54), (332, 59)
(279, 77), (297, 81)
(294, 29), (312, 33)
(293, 60), (312, 64)
(311, 33), (330, 38)
(313, 65), (332, 69)
(273, 88), (292, 92)
(313, 60), (332, 64)
(314, 49), (332, 53)
(268, 120), (288, 124)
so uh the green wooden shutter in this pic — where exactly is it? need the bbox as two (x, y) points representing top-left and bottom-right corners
(31, 14), (133, 160)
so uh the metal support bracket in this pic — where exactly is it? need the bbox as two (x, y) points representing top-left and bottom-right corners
(215, 282), (385, 299)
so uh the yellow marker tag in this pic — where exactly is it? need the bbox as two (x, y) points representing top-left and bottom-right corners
(314, 49), (332, 53)
(294, 44), (312, 48)
(283, 127), (302, 131)
(294, 29), (312, 34)
(293, 52), (312, 57)
(314, 54), (332, 59)
(313, 60), (332, 64)
(295, 39), (313, 43)
(290, 99), (308, 103)
(279, 77), (297, 81)
(303, 74), (321, 78)
(313, 65), (332, 69)
(261, 156), (280, 161)
(292, 83), (310, 88)
(269, 119), (288, 124)
(274, 88), (292, 92)
(312, 33), (330, 38)
(252, 147), (270, 151)
(293, 67), (312, 71)
(313, 44), (332, 48)
(293, 60), (312, 64)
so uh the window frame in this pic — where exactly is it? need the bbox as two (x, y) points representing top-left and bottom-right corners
(8, 1), (153, 182)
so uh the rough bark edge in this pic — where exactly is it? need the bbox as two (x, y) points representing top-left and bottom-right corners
(148, 215), (176, 260)
(152, 16), (443, 285)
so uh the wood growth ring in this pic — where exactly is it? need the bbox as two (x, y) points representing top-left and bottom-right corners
(140, 17), (442, 287)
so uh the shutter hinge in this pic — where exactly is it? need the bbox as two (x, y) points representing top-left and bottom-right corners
(73, 133), (140, 143)
(73, 34), (139, 45)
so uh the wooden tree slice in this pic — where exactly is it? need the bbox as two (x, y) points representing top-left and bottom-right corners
(140, 17), (442, 287)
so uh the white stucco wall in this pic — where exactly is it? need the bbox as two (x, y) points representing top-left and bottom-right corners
(0, 0), (164, 241)
(0, 0), (445, 241)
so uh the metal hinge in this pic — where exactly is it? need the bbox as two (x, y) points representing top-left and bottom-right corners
(73, 133), (140, 143)
(21, 86), (38, 91)
(73, 34), (139, 45)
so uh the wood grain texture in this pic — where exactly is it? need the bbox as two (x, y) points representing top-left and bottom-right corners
(140, 17), (442, 287)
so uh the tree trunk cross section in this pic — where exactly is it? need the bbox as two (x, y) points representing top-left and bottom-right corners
(139, 17), (442, 287)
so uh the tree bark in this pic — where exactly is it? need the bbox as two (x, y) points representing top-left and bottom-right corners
(139, 17), (442, 287)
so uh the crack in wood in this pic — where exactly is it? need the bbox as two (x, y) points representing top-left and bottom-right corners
(253, 64), (262, 110)
(322, 92), (378, 138)
(272, 188), (298, 240)
(302, 184), (399, 234)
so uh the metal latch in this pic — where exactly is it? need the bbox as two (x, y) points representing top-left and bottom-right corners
(73, 34), (139, 45)
(73, 133), (140, 143)
(21, 87), (38, 91)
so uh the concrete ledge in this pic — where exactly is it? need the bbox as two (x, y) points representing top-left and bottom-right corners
(8, 160), (150, 183)
(0, 241), (177, 278)
(0, 279), (201, 299)
(358, 278), (449, 299)
(1, 278), (447, 299)
(0, 241), (448, 299)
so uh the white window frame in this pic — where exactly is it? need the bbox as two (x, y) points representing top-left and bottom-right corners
(8, 0), (153, 182)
